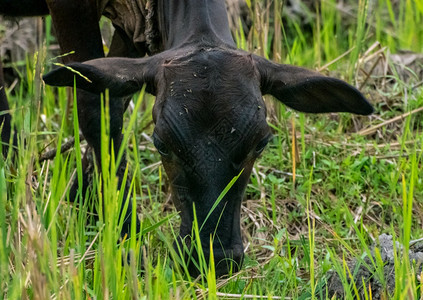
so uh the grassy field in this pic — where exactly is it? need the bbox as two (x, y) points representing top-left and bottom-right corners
(1, 0), (423, 298)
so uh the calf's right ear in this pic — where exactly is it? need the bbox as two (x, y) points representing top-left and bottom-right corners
(252, 55), (373, 115)
(43, 56), (162, 97)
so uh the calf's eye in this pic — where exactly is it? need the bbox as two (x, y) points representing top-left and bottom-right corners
(153, 135), (170, 156)
(255, 136), (272, 154)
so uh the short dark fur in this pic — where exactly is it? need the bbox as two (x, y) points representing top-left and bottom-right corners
(1, 0), (373, 277)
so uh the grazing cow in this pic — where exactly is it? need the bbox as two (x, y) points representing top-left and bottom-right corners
(1, 0), (373, 276)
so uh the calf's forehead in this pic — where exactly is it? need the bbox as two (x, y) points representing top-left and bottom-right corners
(154, 79), (268, 144)
(153, 50), (267, 135)
(156, 95), (268, 147)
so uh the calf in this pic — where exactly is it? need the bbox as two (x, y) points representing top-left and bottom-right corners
(3, 0), (373, 276)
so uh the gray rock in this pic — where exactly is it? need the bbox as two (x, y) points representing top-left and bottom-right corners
(327, 234), (423, 299)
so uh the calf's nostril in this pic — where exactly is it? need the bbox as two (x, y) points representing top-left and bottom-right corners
(214, 247), (244, 275)
(173, 237), (244, 277)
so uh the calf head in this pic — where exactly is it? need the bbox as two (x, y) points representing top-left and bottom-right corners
(43, 47), (373, 276)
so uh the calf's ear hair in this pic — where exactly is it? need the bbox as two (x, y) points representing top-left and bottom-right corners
(252, 55), (373, 115)
(43, 56), (162, 97)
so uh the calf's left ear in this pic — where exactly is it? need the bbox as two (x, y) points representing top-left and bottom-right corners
(252, 55), (373, 115)
(43, 56), (162, 97)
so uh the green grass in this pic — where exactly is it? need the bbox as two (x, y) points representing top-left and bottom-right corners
(1, 0), (423, 298)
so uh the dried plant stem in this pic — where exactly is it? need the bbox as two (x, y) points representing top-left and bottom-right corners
(358, 107), (423, 136)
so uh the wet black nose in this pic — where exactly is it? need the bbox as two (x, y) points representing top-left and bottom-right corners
(173, 238), (244, 277)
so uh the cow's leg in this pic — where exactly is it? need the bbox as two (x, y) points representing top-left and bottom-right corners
(46, 0), (138, 236)
(0, 58), (16, 157)
(45, 0), (103, 63)
(46, 0), (104, 200)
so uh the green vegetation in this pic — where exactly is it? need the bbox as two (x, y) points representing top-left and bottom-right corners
(1, 0), (423, 298)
